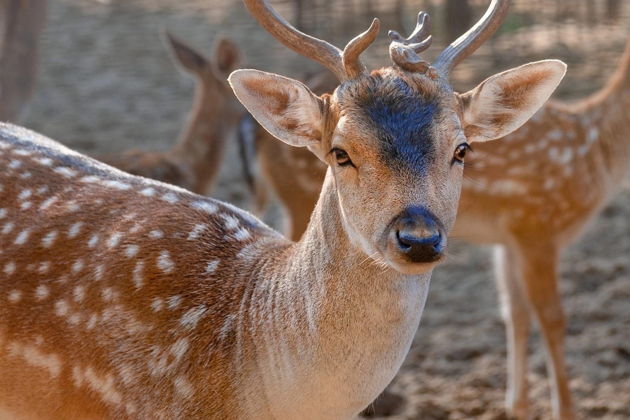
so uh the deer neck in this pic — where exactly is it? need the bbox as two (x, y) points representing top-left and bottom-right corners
(172, 84), (232, 194)
(238, 169), (431, 418)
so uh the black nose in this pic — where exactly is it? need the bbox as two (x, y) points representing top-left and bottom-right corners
(392, 207), (445, 263)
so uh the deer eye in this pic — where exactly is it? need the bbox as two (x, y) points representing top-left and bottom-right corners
(331, 148), (353, 167)
(453, 143), (472, 164)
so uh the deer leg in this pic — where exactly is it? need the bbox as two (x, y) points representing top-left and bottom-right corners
(518, 242), (575, 420)
(493, 245), (531, 420)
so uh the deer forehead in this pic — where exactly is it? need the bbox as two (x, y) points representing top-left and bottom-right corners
(332, 72), (459, 171)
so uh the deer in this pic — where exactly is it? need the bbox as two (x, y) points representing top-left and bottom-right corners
(0, 0), (566, 417)
(238, 28), (630, 420)
(0, 0), (47, 122)
(99, 32), (243, 196)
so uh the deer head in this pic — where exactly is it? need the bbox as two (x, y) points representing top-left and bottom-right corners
(166, 31), (243, 123)
(229, 0), (566, 275)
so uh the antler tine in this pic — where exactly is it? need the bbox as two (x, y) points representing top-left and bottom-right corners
(342, 18), (381, 79)
(434, 0), (510, 75)
(388, 11), (432, 47)
(388, 12), (433, 73)
(242, 0), (346, 81)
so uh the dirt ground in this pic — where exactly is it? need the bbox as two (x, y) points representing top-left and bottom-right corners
(18, 0), (630, 418)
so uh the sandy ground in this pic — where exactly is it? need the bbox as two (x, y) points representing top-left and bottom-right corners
(17, 0), (630, 418)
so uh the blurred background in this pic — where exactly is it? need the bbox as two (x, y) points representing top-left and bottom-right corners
(4, 0), (630, 418)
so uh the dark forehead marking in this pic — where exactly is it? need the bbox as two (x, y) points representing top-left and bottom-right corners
(349, 74), (440, 172)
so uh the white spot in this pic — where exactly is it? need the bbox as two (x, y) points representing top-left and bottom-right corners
(55, 299), (69, 317)
(103, 180), (131, 190)
(205, 260), (219, 274)
(3, 261), (16, 275)
(151, 298), (164, 312)
(66, 201), (81, 212)
(20, 201), (32, 210)
(157, 251), (175, 274)
(140, 187), (156, 197)
(88, 234), (99, 248)
(132, 261), (144, 289)
(161, 192), (179, 204)
(80, 175), (100, 183)
(221, 214), (240, 230)
(8, 341), (62, 378)
(68, 222), (83, 238)
(9, 159), (21, 169)
(578, 144), (590, 156)
(8, 290), (22, 303)
(13, 149), (32, 156)
(1, 222), (14, 235)
(54, 167), (78, 178)
(86, 314), (98, 330)
(72, 259), (84, 273)
(0, 208), (6, 219)
(35, 285), (50, 300)
(173, 375), (194, 399)
(38, 261), (50, 274)
(125, 244), (139, 258)
(192, 200), (218, 214)
(117, 363), (136, 386)
(219, 314), (236, 341)
(42, 230), (58, 248)
(180, 305), (207, 330)
(167, 295), (181, 310)
(75, 366), (122, 405)
(35, 157), (53, 166)
(125, 403), (137, 416)
(187, 224), (207, 240)
(128, 223), (142, 234)
(18, 189), (32, 200)
(101, 288), (115, 302)
(149, 230), (164, 239)
(36, 186), (49, 194)
(39, 196), (59, 210)
(14, 229), (31, 245)
(107, 232), (122, 248)
(68, 313), (82, 325)
(587, 127), (599, 144)
(170, 337), (190, 360)
(20, 171), (32, 179)
(233, 228), (252, 241)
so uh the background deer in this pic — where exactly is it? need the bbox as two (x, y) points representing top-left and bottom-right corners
(99, 32), (243, 195)
(0, 0), (566, 417)
(238, 30), (630, 420)
(0, 0), (47, 122)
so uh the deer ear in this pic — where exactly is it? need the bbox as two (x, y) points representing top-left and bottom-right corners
(164, 31), (208, 75)
(212, 38), (242, 79)
(458, 60), (566, 143)
(228, 70), (324, 148)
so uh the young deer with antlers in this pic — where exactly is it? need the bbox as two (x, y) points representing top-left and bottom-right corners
(100, 33), (243, 195)
(0, 0), (565, 417)
(241, 30), (630, 420)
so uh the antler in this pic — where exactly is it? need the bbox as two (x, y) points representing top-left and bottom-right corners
(242, 0), (379, 81)
(433, 0), (510, 74)
(388, 12), (433, 73)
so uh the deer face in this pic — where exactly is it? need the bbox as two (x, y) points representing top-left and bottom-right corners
(231, 0), (566, 274)
(326, 70), (462, 272)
